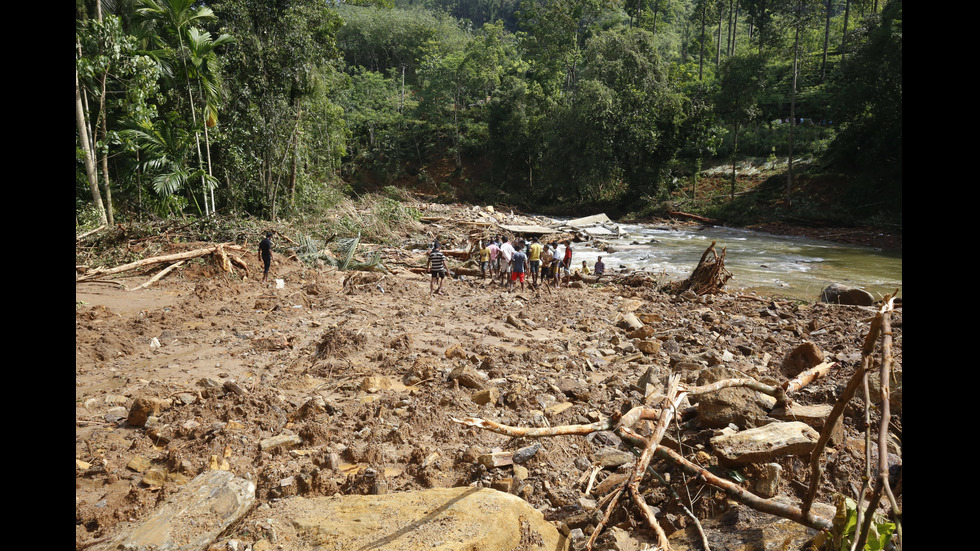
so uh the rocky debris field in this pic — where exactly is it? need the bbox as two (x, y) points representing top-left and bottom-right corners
(75, 206), (902, 551)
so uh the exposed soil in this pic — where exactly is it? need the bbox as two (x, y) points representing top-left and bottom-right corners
(75, 206), (902, 550)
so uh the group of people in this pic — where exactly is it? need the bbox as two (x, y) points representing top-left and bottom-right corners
(474, 235), (606, 292)
(261, 229), (608, 297)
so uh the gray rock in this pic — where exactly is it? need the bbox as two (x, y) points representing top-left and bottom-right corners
(694, 367), (777, 429)
(754, 463), (782, 498)
(710, 421), (820, 466)
(597, 447), (634, 468)
(820, 283), (875, 306)
(259, 434), (303, 452)
(103, 470), (255, 551)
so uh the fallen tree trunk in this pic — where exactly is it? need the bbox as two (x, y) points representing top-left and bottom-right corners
(76, 244), (247, 282)
(127, 261), (185, 291)
(666, 210), (720, 225)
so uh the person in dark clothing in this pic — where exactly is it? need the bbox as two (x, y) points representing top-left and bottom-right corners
(258, 232), (273, 283)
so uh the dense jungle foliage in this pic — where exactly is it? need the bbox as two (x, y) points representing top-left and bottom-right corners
(76, 0), (901, 226)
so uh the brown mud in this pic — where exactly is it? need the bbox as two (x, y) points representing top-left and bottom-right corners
(75, 206), (901, 550)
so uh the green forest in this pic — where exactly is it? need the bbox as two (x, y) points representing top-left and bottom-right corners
(76, 0), (902, 227)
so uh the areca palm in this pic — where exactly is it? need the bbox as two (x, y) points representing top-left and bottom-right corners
(137, 0), (226, 216)
(187, 26), (233, 214)
(125, 119), (217, 216)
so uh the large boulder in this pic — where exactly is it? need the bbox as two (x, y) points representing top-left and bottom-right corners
(820, 283), (875, 306)
(101, 470), (255, 551)
(270, 486), (569, 550)
(710, 421), (820, 466)
(693, 367), (776, 429)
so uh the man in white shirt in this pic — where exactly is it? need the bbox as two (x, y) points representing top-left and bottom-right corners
(499, 236), (515, 284)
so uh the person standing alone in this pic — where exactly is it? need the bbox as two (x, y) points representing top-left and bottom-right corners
(427, 244), (449, 295)
(258, 231), (274, 283)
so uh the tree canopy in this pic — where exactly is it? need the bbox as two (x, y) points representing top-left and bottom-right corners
(77, 0), (902, 223)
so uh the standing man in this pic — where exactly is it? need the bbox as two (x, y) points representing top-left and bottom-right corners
(540, 244), (554, 292)
(479, 240), (491, 281)
(562, 240), (573, 282)
(499, 236), (515, 285)
(528, 237), (543, 287)
(510, 240), (529, 292)
(258, 231), (274, 283)
(488, 239), (500, 283)
(426, 244), (449, 295)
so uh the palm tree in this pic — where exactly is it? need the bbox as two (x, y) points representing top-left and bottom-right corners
(137, 0), (225, 216)
(187, 26), (233, 214)
(125, 119), (216, 217)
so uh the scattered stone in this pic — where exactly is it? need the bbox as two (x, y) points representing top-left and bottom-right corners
(754, 463), (782, 498)
(127, 397), (165, 428)
(445, 344), (468, 360)
(710, 421), (820, 466)
(628, 325), (655, 339)
(127, 455), (152, 473)
(770, 403), (844, 445)
(478, 451), (514, 468)
(259, 434), (303, 452)
(545, 402), (573, 416)
(471, 387), (500, 405)
(506, 313), (526, 329)
(780, 341), (824, 378)
(636, 339), (661, 355)
(615, 313), (644, 331)
(220, 381), (249, 400)
(491, 478), (514, 492)
(449, 365), (486, 390)
(361, 376), (407, 393)
(638, 312), (663, 324)
(694, 367), (777, 429)
(141, 467), (168, 487)
(596, 448), (634, 469)
(667, 503), (828, 551)
(251, 334), (290, 351)
(512, 442), (542, 464)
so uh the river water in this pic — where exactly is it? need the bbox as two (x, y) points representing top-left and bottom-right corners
(569, 223), (902, 301)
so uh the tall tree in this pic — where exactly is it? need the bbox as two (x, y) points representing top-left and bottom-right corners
(824, 0), (901, 207)
(716, 53), (766, 199)
(211, 0), (346, 218)
(186, 26), (233, 213)
(545, 28), (686, 205)
(785, 0), (819, 207)
(77, 13), (159, 224)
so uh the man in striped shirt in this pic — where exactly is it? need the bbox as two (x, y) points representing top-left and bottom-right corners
(427, 244), (449, 295)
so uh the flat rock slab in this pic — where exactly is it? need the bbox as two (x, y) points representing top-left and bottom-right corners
(276, 486), (569, 550)
(101, 469), (255, 551)
(710, 421), (819, 466)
